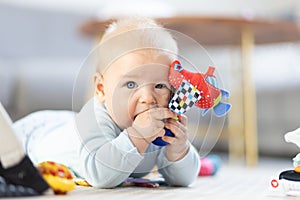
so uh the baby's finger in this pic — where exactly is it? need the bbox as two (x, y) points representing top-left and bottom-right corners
(178, 115), (187, 126)
(156, 120), (165, 129)
(157, 128), (166, 138)
(151, 122), (165, 136)
(161, 135), (176, 144)
(166, 120), (187, 133)
(150, 108), (176, 120)
(145, 128), (164, 142)
(165, 123), (187, 140)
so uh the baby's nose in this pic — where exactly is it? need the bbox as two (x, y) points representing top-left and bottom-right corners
(138, 86), (156, 104)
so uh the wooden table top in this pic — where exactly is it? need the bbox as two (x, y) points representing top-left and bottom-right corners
(79, 16), (300, 45)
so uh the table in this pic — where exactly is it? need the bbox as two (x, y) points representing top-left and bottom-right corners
(79, 16), (300, 166)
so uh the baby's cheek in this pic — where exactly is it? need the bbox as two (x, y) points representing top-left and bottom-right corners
(161, 93), (172, 107)
(120, 113), (133, 129)
(118, 118), (132, 130)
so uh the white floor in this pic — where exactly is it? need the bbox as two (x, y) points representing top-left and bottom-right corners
(2, 157), (297, 200)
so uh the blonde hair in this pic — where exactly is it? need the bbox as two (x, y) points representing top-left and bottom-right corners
(95, 16), (178, 73)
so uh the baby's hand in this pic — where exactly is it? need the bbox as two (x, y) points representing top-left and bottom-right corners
(131, 107), (176, 144)
(163, 115), (189, 162)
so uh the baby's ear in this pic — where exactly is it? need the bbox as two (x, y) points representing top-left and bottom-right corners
(93, 72), (105, 102)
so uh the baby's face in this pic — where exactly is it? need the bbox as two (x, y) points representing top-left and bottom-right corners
(99, 51), (172, 129)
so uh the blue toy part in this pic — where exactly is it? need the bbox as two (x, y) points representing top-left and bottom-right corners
(213, 102), (231, 117)
(205, 76), (218, 88)
(206, 155), (222, 175)
(201, 108), (210, 116)
(201, 102), (231, 117)
(220, 89), (230, 98)
(173, 62), (183, 72)
(201, 88), (231, 117)
(152, 128), (175, 146)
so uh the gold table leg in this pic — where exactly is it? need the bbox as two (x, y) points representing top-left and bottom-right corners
(228, 79), (245, 163)
(241, 25), (258, 166)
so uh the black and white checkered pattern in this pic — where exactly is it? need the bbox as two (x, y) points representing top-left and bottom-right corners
(168, 80), (201, 114)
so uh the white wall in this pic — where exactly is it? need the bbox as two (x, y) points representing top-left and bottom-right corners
(1, 0), (300, 21)
(164, 0), (300, 19)
(1, 1), (300, 157)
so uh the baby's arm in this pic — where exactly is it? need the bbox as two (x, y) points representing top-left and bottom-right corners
(157, 144), (200, 186)
(164, 115), (189, 161)
(75, 101), (144, 188)
(157, 115), (200, 186)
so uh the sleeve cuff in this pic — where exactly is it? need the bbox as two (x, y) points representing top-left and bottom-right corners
(111, 130), (144, 162)
(159, 143), (199, 169)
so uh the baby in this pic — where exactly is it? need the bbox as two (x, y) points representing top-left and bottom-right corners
(13, 17), (201, 188)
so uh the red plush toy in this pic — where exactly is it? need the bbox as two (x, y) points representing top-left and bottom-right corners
(168, 60), (231, 117)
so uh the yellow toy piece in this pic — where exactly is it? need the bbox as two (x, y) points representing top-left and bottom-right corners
(74, 178), (91, 187)
(38, 161), (76, 195)
(294, 166), (300, 173)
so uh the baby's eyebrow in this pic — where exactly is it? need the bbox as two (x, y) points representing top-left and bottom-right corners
(121, 73), (171, 86)
(121, 74), (140, 79)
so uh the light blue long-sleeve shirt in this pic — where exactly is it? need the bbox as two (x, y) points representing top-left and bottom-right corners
(14, 98), (200, 188)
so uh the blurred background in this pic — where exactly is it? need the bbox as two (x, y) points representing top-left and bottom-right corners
(1, 0), (300, 163)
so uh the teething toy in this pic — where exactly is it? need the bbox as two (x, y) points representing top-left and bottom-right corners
(152, 60), (231, 146)
(152, 128), (174, 146)
(169, 60), (231, 117)
(38, 161), (75, 195)
(270, 128), (300, 196)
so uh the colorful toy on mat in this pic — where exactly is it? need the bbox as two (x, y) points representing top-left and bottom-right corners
(122, 178), (160, 188)
(168, 60), (231, 117)
(198, 155), (222, 176)
(0, 176), (39, 197)
(0, 155), (49, 197)
(270, 168), (300, 196)
(74, 178), (91, 187)
(270, 128), (300, 196)
(38, 161), (75, 195)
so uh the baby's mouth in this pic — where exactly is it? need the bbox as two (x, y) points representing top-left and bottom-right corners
(133, 105), (161, 120)
(133, 111), (144, 120)
(133, 112), (141, 120)
(133, 109), (150, 120)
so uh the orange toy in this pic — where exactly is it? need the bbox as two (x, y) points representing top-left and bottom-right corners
(38, 161), (76, 194)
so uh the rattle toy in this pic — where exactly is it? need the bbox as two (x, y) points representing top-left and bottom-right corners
(270, 169), (300, 196)
(198, 155), (222, 176)
(152, 128), (174, 146)
(122, 177), (160, 188)
(152, 60), (231, 146)
(38, 161), (75, 195)
(169, 60), (231, 117)
(270, 128), (300, 196)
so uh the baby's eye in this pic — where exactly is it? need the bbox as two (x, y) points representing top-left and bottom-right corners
(155, 83), (167, 89)
(126, 81), (137, 89)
